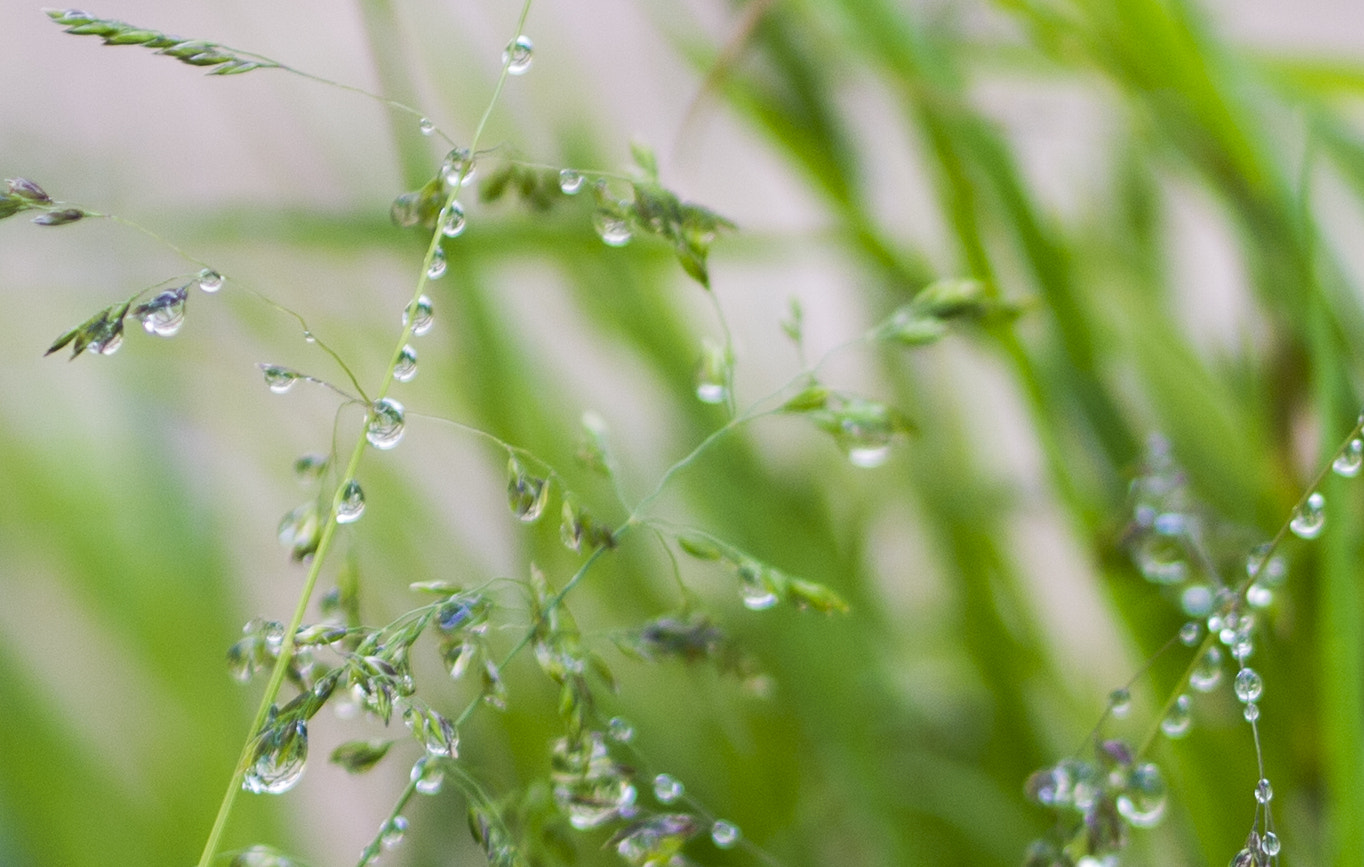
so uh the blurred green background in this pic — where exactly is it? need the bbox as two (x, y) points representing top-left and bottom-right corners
(3, 1), (1364, 865)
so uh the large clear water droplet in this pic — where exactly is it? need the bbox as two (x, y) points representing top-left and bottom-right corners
(593, 210), (632, 246)
(1234, 668), (1263, 703)
(197, 268), (224, 293)
(1334, 438), (1363, 478)
(394, 344), (419, 383)
(441, 147), (476, 188)
(336, 480), (365, 524)
(366, 398), (406, 450)
(1160, 694), (1192, 739)
(410, 756), (446, 795)
(427, 246), (447, 279)
(243, 721), (308, 795)
(1189, 646), (1223, 692)
(1116, 762), (1167, 829)
(1254, 777), (1273, 803)
(418, 117), (435, 136)
(559, 169), (584, 195)
(135, 288), (187, 336)
(503, 35), (533, 74)
(259, 364), (298, 394)
(710, 820), (741, 849)
(1290, 492), (1326, 539)
(653, 773), (684, 804)
(1262, 831), (1280, 856)
(441, 201), (466, 238)
(405, 295), (434, 336)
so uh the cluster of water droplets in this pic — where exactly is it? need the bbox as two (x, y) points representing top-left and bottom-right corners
(1024, 740), (1168, 863)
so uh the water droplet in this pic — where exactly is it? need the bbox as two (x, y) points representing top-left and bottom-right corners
(559, 169), (584, 194)
(1233, 668), (1263, 703)
(1255, 778), (1273, 803)
(710, 820), (741, 849)
(653, 773), (684, 804)
(1180, 583), (1214, 617)
(1246, 583), (1272, 609)
(88, 328), (123, 355)
(441, 147), (476, 188)
(1262, 831), (1280, 856)
(1179, 621), (1201, 646)
(1160, 694), (1192, 739)
(695, 339), (730, 405)
(1135, 536), (1188, 585)
(1231, 637), (1254, 662)
(405, 295), (434, 336)
(847, 444), (891, 468)
(419, 116), (435, 136)
(1153, 511), (1186, 536)
(440, 201), (466, 237)
(507, 459), (549, 522)
(243, 721), (308, 795)
(336, 480), (365, 524)
(427, 246), (447, 279)
(366, 398), (406, 450)
(1190, 646), (1223, 692)
(197, 268), (224, 293)
(411, 756), (445, 795)
(503, 35), (533, 74)
(593, 210), (633, 246)
(607, 716), (634, 743)
(1116, 762), (1167, 829)
(1334, 438), (1363, 477)
(1109, 688), (1132, 718)
(260, 364), (298, 394)
(381, 815), (409, 850)
(1290, 492), (1326, 539)
(134, 288), (188, 336)
(394, 344), (419, 382)
(738, 565), (780, 610)
(1243, 701), (1259, 722)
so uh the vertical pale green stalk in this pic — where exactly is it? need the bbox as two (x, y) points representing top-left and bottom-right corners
(194, 2), (534, 864)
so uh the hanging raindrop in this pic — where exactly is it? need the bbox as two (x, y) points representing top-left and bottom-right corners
(404, 295), (434, 336)
(1108, 689), (1132, 718)
(503, 35), (533, 74)
(1179, 621), (1201, 646)
(336, 480), (366, 524)
(1116, 763), (1167, 829)
(134, 288), (188, 337)
(559, 169), (584, 195)
(1262, 832), (1280, 856)
(1160, 694), (1192, 739)
(507, 459), (550, 522)
(1333, 438), (1363, 478)
(1290, 492), (1326, 539)
(366, 398), (406, 450)
(242, 721), (308, 795)
(427, 247), (447, 279)
(1254, 778), (1273, 803)
(607, 717), (634, 743)
(1233, 668), (1263, 704)
(1189, 646), (1223, 692)
(381, 815), (409, 850)
(710, 820), (741, 849)
(440, 201), (467, 238)
(411, 756), (445, 795)
(593, 210), (632, 246)
(418, 117), (435, 136)
(259, 364), (298, 394)
(653, 773), (684, 804)
(441, 147), (476, 188)
(394, 344), (419, 383)
(197, 268), (224, 293)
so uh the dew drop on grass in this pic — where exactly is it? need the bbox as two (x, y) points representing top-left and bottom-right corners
(243, 721), (308, 795)
(411, 756), (445, 795)
(848, 444), (891, 468)
(1234, 668), (1263, 703)
(1116, 763), (1167, 829)
(441, 147), (476, 188)
(1108, 688), (1131, 718)
(419, 116), (435, 136)
(441, 201), (466, 238)
(503, 35), (533, 74)
(92, 331), (124, 355)
(366, 398), (406, 450)
(404, 295), (434, 336)
(1290, 492), (1325, 539)
(593, 211), (632, 246)
(1246, 583), (1272, 609)
(394, 344), (418, 383)
(381, 815), (409, 850)
(197, 268), (224, 293)
(1180, 584), (1213, 618)
(260, 364), (297, 394)
(653, 773), (683, 804)
(1262, 831), (1281, 856)
(335, 480), (365, 524)
(1189, 646), (1223, 692)
(427, 247), (447, 279)
(1160, 694), (1192, 739)
(1333, 438), (1363, 477)
(1243, 702), (1259, 722)
(559, 169), (584, 194)
(607, 716), (634, 743)
(1255, 778), (1273, 803)
(136, 288), (187, 336)
(1179, 621), (1201, 646)
(710, 820), (741, 849)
